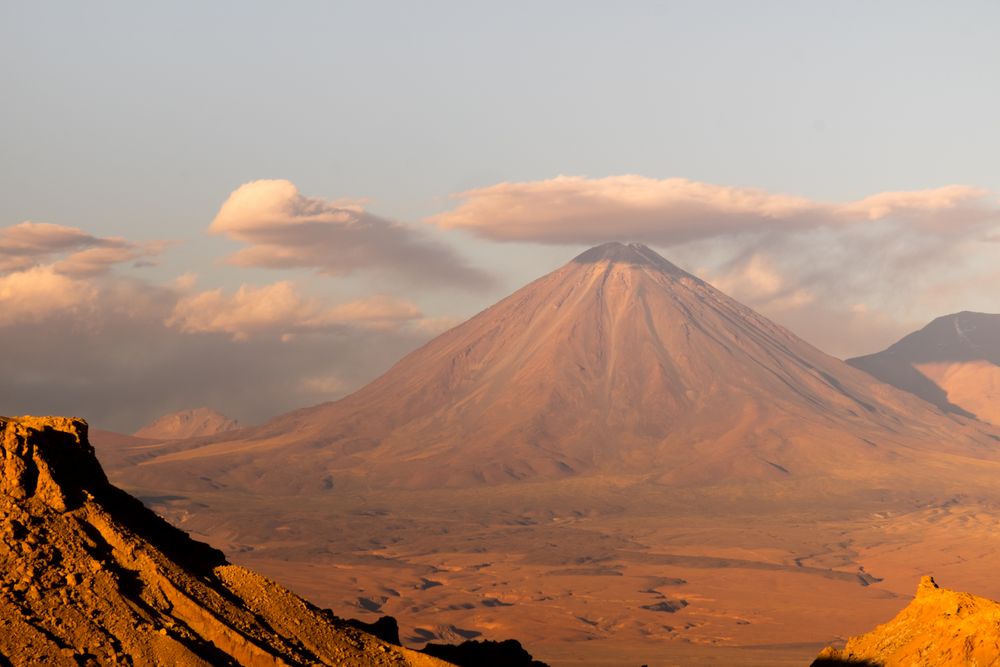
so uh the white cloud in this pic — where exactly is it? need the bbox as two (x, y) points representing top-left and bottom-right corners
(166, 281), (423, 340)
(0, 221), (164, 275)
(210, 179), (494, 288)
(428, 175), (999, 244)
(706, 254), (816, 313)
(0, 266), (98, 326)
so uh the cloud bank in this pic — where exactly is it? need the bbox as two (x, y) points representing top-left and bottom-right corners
(429, 175), (998, 244)
(211, 179), (494, 288)
(0, 221), (163, 275)
(0, 216), (445, 431)
(4, 175), (998, 430)
(429, 175), (1000, 358)
(168, 282), (422, 340)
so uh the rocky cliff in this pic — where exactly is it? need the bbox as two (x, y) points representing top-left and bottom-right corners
(0, 415), (454, 666)
(813, 576), (1000, 666)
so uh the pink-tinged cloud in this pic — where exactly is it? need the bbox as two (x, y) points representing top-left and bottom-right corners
(210, 179), (494, 288)
(54, 243), (166, 277)
(0, 266), (98, 326)
(166, 281), (423, 340)
(428, 175), (1000, 244)
(0, 221), (163, 275)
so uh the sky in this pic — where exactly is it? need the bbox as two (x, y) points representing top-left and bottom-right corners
(2, 1), (999, 431)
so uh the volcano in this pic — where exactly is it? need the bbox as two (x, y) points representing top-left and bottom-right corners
(99, 243), (1000, 666)
(110, 243), (997, 494)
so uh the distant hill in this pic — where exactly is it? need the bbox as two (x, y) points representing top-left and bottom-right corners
(848, 311), (1000, 424)
(134, 407), (239, 440)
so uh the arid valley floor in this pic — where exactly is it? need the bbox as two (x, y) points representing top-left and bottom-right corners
(113, 477), (1000, 666)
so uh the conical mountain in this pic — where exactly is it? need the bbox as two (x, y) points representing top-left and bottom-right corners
(849, 311), (1000, 424)
(113, 243), (997, 493)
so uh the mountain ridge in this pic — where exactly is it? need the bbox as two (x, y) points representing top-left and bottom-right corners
(849, 311), (1000, 424)
(134, 407), (239, 440)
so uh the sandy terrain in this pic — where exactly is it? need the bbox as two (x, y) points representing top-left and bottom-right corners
(110, 474), (1000, 666)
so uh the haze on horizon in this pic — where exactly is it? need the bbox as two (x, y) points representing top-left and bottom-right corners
(2, 1), (999, 431)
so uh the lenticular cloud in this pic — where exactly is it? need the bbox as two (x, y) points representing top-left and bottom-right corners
(428, 175), (998, 244)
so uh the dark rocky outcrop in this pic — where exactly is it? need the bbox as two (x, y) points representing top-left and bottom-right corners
(421, 638), (549, 667)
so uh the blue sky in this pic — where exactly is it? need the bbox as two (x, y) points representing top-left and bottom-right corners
(1, 2), (999, 429)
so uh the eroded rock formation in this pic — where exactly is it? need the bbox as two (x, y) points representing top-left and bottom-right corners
(813, 576), (1000, 666)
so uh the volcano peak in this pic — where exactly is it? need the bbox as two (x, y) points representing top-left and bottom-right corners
(571, 242), (687, 275)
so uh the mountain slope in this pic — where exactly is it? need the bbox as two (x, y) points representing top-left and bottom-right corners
(112, 243), (999, 494)
(0, 415), (452, 667)
(849, 311), (1000, 424)
(92, 244), (1000, 665)
(134, 407), (239, 440)
(813, 576), (1000, 666)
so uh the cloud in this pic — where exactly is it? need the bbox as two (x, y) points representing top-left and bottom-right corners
(0, 266), (98, 326)
(841, 186), (998, 231)
(429, 175), (1000, 359)
(428, 175), (999, 244)
(0, 265), (435, 432)
(0, 293), (431, 433)
(167, 281), (423, 340)
(0, 218), (446, 432)
(54, 243), (166, 277)
(707, 254), (815, 312)
(210, 179), (494, 288)
(0, 221), (164, 275)
(678, 214), (994, 358)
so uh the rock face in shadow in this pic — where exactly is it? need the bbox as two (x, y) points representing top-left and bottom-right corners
(848, 311), (1000, 423)
(0, 415), (452, 666)
(812, 576), (1000, 666)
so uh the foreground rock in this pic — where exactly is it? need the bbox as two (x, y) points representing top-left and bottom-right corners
(0, 415), (452, 666)
(812, 576), (1000, 666)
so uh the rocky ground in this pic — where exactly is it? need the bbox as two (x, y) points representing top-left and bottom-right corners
(0, 415), (459, 666)
(813, 576), (1000, 666)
